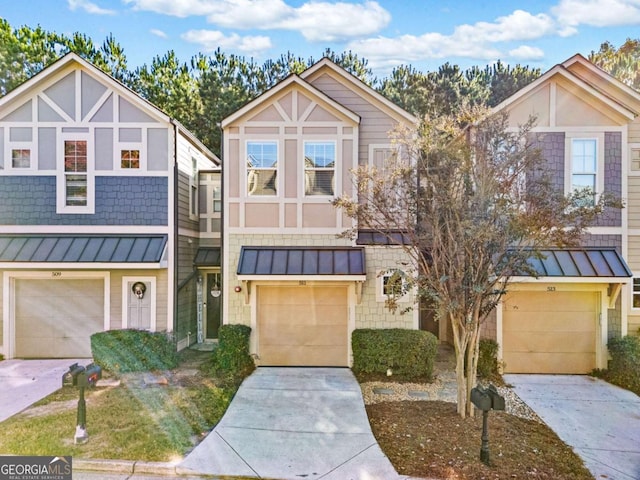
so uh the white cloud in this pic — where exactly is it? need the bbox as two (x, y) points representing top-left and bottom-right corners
(150, 29), (168, 39)
(552, 0), (640, 27)
(182, 29), (273, 54)
(67, 0), (116, 15)
(347, 9), (566, 70)
(124, 0), (390, 42)
(508, 45), (545, 60)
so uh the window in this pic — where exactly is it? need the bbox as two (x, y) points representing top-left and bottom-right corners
(377, 268), (410, 302)
(64, 140), (88, 206)
(121, 149), (140, 169)
(247, 141), (277, 196)
(571, 139), (597, 205)
(212, 185), (222, 213)
(190, 157), (199, 218)
(11, 149), (30, 168)
(304, 142), (335, 196)
(633, 278), (640, 308)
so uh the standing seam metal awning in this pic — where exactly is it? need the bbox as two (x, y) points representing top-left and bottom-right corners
(520, 249), (631, 278)
(0, 235), (167, 263)
(237, 246), (366, 276)
(194, 247), (221, 267)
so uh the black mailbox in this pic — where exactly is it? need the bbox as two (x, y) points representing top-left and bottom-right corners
(77, 363), (102, 388)
(470, 386), (493, 411)
(62, 363), (86, 387)
(487, 384), (505, 411)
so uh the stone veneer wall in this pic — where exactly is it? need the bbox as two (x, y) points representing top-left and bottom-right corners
(226, 233), (417, 330)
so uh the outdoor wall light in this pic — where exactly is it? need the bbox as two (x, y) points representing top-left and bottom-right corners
(132, 282), (146, 299)
(234, 285), (242, 293)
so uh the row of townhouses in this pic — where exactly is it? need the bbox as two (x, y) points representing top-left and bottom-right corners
(0, 52), (638, 374)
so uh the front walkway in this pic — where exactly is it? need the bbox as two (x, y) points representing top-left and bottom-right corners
(178, 367), (400, 480)
(505, 374), (640, 480)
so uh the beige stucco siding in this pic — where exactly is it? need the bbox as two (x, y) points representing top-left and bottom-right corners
(506, 85), (550, 127)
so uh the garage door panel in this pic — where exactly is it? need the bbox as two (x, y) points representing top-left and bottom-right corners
(503, 331), (595, 353)
(504, 314), (596, 332)
(503, 291), (595, 312)
(258, 285), (348, 366)
(502, 290), (597, 374)
(14, 278), (104, 358)
(260, 345), (347, 367)
(505, 352), (596, 374)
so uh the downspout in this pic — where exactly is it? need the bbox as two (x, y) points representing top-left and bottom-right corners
(172, 120), (180, 340)
(218, 122), (225, 326)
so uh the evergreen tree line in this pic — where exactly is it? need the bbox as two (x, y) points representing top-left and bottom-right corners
(1, 19), (638, 156)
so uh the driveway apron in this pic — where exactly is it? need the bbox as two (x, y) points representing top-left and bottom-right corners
(504, 374), (640, 480)
(0, 359), (89, 423)
(179, 367), (400, 480)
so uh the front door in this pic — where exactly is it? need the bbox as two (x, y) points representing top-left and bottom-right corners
(206, 273), (221, 339)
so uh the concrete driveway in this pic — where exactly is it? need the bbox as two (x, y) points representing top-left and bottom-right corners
(179, 367), (400, 480)
(504, 374), (640, 480)
(0, 358), (90, 423)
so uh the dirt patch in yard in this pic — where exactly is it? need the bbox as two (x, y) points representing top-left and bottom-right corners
(367, 400), (594, 480)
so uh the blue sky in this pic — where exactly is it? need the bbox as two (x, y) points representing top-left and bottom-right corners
(1, 0), (638, 77)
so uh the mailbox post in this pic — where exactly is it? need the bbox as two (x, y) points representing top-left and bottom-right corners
(470, 384), (505, 465)
(62, 363), (102, 444)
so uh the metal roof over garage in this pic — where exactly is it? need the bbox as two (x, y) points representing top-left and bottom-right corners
(237, 246), (366, 276)
(522, 249), (631, 278)
(0, 235), (167, 263)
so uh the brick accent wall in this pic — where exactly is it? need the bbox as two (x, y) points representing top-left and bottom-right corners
(0, 176), (168, 225)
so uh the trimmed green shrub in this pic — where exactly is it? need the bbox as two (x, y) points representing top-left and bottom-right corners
(477, 339), (500, 378)
(91, 329), (178, 373)
(352, 328), (438, 379)
(209, 324), (255, 383)
(604, 335), (640, 395)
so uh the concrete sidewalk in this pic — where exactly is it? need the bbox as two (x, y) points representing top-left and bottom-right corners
(505, 374), (640, 480)
(0, 358), (89, 423)
(178, 367), (400, 480)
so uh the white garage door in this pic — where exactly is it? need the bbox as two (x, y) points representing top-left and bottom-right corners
(14, 278), (104, 358)
(257, 285), (348, 366)
(502, 291), (598, 374)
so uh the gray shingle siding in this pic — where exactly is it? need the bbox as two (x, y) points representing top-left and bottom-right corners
(598, 131), (622, 227)
(0, 176), (168, 225)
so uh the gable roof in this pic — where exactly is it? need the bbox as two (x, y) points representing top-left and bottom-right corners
(491, 62), (637, 121)
(221, 74), (361, 128)
(0, 53), (219, 164)
(301, 58), (418, 125)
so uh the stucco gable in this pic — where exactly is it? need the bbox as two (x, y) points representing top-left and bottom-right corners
(0, 53), (171, 125)
(300, 58), (417, 126)
(493, 62), (636, 127)
(222, 75), (360, 128)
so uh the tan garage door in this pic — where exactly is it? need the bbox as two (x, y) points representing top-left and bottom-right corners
(257, 285), (348, 366)
(503, 291), (597, 374)
(15, 278), (104, 358)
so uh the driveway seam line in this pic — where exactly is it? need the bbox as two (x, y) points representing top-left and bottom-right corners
(219, 425), (372, 435)
(317, 442), (379, 479)
(214, 430), (260, 478)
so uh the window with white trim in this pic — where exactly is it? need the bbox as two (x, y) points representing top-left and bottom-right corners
(64, 140), (88, 207)
(57, 133), (93, 214)
(571, 138), (597, 205)
(247, 141), (277, 196)
(304, 141), (335, 196)
(11, 149), (31, 168)
(376, 268), (410, 302)
(121, 149), (140, 169)
(633, 277), (640, 309)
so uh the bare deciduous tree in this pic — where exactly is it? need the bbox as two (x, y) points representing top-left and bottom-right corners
(334, 109), (619, 417)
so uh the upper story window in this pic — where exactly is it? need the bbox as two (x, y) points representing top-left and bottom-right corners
(571, 138), (597, 205)
(247, 141), (277, 196)
(212, 185), (222, 213)
(12, 149), (31, 168)
(190, 157), (199, 218)
(57, 133), (93, 214)
(64, 140), (88, 207)
(304, 142), (335, 196)
(121, 149), (140, 169)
